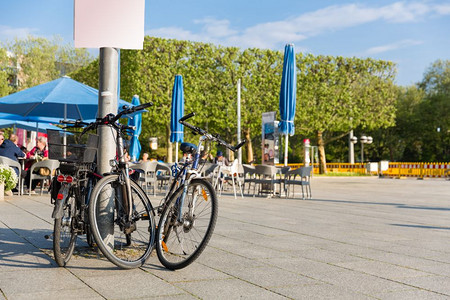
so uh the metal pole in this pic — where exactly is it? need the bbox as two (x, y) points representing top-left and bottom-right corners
(98, 47), (119, 173)
(284, 135), (289, 166)
(349, 129), (354, 164)
(361, 142), (364, 163)
(97, 47), (119, 248)
(63, 104), (67, 158)
(237, 79), (242, 164)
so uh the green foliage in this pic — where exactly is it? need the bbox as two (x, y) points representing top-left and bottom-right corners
(0, 48), (11, 96)
(297, 54), (397, 172)
(364, 60), (449, 162)
(3, 35), (94, 91)
(0, 164), (18, 191)
(69, 37), (402, 165)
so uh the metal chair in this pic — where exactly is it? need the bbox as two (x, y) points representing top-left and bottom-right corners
(130, 161), (158, 196)
(284, 166), (312, 199)
(156, 162), (172, 193)
(253, 165), (282, 197)
(0, 156), (23, 195)
(28, 159), (60, 195)
(200, 162), (219, 185)
(243, 164), (256, 195)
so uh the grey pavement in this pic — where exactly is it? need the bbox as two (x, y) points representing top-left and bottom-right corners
(0, 177), (449, 299)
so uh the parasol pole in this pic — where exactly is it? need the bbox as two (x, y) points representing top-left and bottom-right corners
(284, 134), (289, 166)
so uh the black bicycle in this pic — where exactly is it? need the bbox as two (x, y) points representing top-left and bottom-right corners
(47, 126), (101, 267)
(86, 103), (157, 269)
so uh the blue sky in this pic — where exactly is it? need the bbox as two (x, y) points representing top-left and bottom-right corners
(1, 0), (449, 86)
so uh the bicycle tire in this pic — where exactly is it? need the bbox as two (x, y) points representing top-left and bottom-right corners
(156, 178), (218, 270)
(53, 195), (77, 267)
(89, 175), (156, 269)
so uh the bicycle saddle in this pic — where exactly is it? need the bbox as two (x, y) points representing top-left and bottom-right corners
(180, 142), (197, 154)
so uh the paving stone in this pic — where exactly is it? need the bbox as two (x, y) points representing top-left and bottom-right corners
(0, 177), (449, 298)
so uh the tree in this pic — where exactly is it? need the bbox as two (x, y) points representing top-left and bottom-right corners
(71, 38), (400, 165)
(0, 48), (11, 96)
(297, 55), (397, 173)
(3, 35), (93, 91)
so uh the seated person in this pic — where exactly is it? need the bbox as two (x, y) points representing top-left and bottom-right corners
(214, 151), (229, 166)
(0, 134), (25, 192)
(23, 137), (49, 194)
(199, 150), (213, 164)
(139, 152), (149, 162)
(0, 134), (25, 163)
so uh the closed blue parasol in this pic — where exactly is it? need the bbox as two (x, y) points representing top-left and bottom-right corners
(278, 44), (297, 166)
(170, 75), (184, 162)
(0, 76), (133, 120)
(128, 95), (142, 161)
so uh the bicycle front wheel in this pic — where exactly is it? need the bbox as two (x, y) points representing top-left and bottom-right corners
(53, 195), (77, 267)
(89, 175), (156, 269)
(156, 178), (218, 270)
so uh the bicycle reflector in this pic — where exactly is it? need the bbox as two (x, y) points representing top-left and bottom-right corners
(57, 175), (74, 183)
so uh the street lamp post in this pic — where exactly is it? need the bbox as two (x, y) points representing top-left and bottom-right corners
(349, 130), (357, 164)
(360, 135), (373, 163)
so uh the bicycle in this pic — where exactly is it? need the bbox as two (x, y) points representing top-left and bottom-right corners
(155, 112), (245, 270)
(47, 126), (101, 267)
(87, 102), (157, 269)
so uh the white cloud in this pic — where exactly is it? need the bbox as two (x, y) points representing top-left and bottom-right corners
(433, 3), (450, 15)
(146, 26), (204, 42)
(365, 39), (423, 55)
(0, 25), (38, 41)
(145, 1), (446, 49)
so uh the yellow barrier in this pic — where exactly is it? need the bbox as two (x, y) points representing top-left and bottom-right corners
(276, 162), (450, 178)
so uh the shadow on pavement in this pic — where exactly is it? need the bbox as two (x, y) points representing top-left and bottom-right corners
(390, 224), (450, 230)
(308, 198), (450, 211)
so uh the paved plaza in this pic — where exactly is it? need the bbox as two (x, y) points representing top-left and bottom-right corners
(0, 177), (449, 299)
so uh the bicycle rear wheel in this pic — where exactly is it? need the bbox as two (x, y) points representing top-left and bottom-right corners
(156, 178), (218, 270)
(53, 195), (77, 267)
(89, 175), (155, 269)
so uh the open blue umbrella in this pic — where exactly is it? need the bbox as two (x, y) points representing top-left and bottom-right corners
(128, 95), (142, 161)
(278, 44), (297, 166)
(170, 75), (184, 162)
(0, 119), (62, 133)
(0, 76), (134, 120)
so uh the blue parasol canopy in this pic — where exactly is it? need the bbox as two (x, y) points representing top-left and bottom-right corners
(0, 119), (62, 133)
(0, 76), (134, 120)
(278, 44), (297, 136)
(170, 75), (184, 143)
(128, 95), (142, 161)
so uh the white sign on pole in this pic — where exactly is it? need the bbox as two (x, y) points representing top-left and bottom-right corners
(74, 0), (145, 49)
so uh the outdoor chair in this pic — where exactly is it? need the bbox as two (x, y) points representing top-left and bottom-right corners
(28, 159), (60, 196)
(253, 164), (282, 197)
(242, 164), (256, 195)
(0, 156), (23, 195)
(284, 166), (312, 199)
(199, 162), (219, 185)
(156, 162), (172, 193)
(130, 161), (158, 196)
(221, 160), (244, 199)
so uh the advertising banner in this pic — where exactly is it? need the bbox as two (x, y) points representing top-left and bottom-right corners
(261, 112), (279, 165)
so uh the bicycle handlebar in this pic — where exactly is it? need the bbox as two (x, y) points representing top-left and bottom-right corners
(63, 101), (152, 136)
(179, 112), (246, 152)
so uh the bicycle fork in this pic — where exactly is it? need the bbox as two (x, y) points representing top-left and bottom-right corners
(117, 169), (135, 235)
